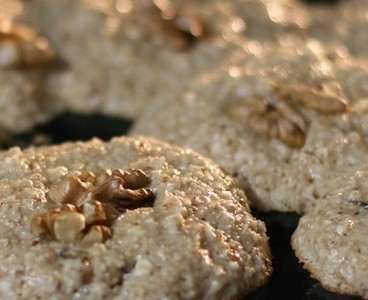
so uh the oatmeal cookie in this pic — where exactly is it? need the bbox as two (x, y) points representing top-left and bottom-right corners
(292, 165), (368, 298)
(0, 136), (271, 299)
(0, 70), (49, 134)
(234, 0), (368, 59)
(0, 0), (54, 137)
(131, 41), (368, 213)
(19, 0), (247, 119)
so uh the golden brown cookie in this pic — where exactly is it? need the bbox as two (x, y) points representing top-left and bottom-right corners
(0, 136), (271, 299)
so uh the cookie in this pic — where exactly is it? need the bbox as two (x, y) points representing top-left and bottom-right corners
(19, 0), (247, 119)
(0, 70), (49, 134)
(0, 0), (55, 137)
(304, 0), (368, 59)
(131, 41), (368, 213)
(234, 0), (368, 59)
(291, 166), (368, 298)
(0, 136), (271, 299)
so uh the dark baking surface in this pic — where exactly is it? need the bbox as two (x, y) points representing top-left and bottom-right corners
(1, 113), (362, 300)
(248, 213), (361, 300)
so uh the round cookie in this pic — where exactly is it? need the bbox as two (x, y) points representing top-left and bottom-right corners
(131, 40), (368, 213)
(292, 166), (368, 298)
(0, 136), (272, 299)
(19, 0), (248, 119)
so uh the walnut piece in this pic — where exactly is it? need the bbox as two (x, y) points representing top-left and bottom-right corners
(227, 96), (309, 149)
(81, 200), (108, 226)
(0, 25), (54, 69)
(53, 211), (86, 242)
(160, 11), (206, 51)
(274, 84), (347, 114)
(93, 169), (154, 211)
(81, 225), (111, 247)
(48, 175), (90, 206)
(226, 81), (348, 148)
(31, 168), (154, 245)
(31, 208), (86, 242)
(112, 168), (151, 189)
(150, 1), (207, 51)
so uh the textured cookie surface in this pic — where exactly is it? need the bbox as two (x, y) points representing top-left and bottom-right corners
(0, 136), (271, 299)
(234, 0), (368, 59)
(0, 70), (49, 133)
(19, 0), (247, 119)
(0, 0), (54, 134)
(132, 41), (368, 213)
(4, 0), (367, 129)
(292, 166), (368, 298)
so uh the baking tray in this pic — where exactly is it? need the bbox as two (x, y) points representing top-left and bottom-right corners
(1, 112), (361, 300)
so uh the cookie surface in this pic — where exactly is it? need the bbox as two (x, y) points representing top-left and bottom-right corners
(0, 136), (271, 299)
(234, 0), (368, 59)
(4, 0), (366, 129)
(0, 68), (53, 137)
(291, 166), (368, 298)
(19, 0), (247, 119)
(0, 0), (55, 135)
(131, 41), (368, 213)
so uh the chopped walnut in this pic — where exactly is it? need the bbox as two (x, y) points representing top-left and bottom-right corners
(226, 80), (349, 148)
(78, 171), (97, 184)
(160, 11), (206, 51)
(112, 168), (151, 189)
(226, 96), (309, 149)
(93, 169), (154, 211)
(53, 211), (86, 242)
(274, 84), (347, 114)
(149, 1), (207, 51)
(81, 200), (108, 226)
(31, 208), (86, 242)
(81, 225), (111, 247)
(0, 25), (54, 68)
(31, 168), (154, 245)
(48, 175), (91, 207)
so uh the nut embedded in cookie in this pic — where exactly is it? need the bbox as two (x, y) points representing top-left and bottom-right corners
(226, 95), (309, 148)
(4, 137), (271, 299)
(273, 83), (347, 114)
(31, 168), (155, 245)
(152, 1), (208, 51)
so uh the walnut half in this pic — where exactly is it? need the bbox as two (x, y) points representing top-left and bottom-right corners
(226, 95), (309, 149)
(31, 168), (155, 245)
